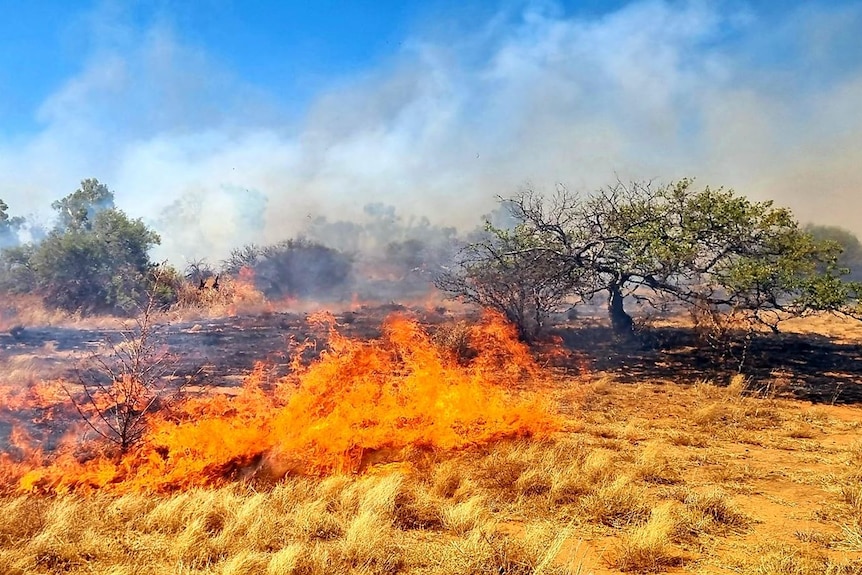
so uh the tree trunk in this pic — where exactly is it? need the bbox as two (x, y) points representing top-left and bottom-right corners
(607, 283), (634, 336)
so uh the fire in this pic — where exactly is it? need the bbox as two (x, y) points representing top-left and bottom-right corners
(2, 312), (559, 494)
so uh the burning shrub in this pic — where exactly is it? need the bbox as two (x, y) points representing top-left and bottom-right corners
(63, 265), (187, 453)
(173, 267), (266, 315)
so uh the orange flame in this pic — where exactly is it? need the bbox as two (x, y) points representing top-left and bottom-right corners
(3, 313), (559, 494)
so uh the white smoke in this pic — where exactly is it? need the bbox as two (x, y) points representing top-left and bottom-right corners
(0, 1), (860, 263)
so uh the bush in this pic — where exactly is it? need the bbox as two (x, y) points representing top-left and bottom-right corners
(232, 239), (354, 300)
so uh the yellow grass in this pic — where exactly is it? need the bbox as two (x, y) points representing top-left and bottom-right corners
(3, 335), (862, 573)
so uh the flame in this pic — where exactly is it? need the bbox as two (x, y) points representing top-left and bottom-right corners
(2, 313), (559, 494)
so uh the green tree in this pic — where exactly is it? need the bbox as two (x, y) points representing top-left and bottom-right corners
(51, 178), (115, 232)
(0, 198), (24, 247)
(32, 208), (162, 314)
(440, 179), (861, 339)
(0, 244), (37, 294)
(805, 224), (862, 281)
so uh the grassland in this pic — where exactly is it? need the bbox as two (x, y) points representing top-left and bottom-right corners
(1, 367), (861, 574)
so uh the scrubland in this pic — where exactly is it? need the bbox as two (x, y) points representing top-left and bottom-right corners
(0, 377), (862, 575)
(0, 368), (860, 574)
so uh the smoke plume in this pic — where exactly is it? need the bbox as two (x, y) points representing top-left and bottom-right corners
(0, 1), (860, 263)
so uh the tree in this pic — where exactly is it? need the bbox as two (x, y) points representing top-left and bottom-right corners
(0, 244), (37, 294)
(806, 224), (862, 281)
(31, 207), (162, 314)
(51, 178), (115, 232)
(439, 179), (861, 339)
(65, 265), (185, 453)
(0, 198), (24, 248)
(436, 223), (577, 342)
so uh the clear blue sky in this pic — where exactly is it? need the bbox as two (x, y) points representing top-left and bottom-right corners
(1, 1), (861, 260)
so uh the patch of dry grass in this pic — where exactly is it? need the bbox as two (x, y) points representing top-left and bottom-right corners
(609, 502), (685, 573)
(3, 360), (862, 573)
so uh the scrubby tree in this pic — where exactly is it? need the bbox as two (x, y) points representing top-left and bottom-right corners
(0, 198), (24, 248)
(51, 178), (115, 232)
(436, 223), (578, 342)
(440, 178), (861, 340)
(0, 180), (167, 315)
(806, 224), (862, 281)
(32, 208), (162, 314)
(66, 265), (185, 453)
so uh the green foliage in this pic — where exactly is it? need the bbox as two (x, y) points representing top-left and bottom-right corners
(0, 198), (25, 248)
(51, 178), (115, 232)
(440, 179), (861, 339)
(30, 208), (162, 314)
(806, 224), (862, 281)
(0, 180), (168, 316)
(0, 244), (37, 293)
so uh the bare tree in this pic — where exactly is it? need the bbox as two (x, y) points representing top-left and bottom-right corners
(435, 221), (581, 342)
(63, 265), (188, 453)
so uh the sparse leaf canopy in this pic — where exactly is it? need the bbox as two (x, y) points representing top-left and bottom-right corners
(51, 178), (115, 232)
(439, 178), (861, 338)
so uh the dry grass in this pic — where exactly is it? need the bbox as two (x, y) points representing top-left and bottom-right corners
(609, 502), (685, 573)
(2, 350), (862, 573)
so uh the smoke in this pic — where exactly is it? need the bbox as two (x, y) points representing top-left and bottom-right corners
(0, 1), (861, 263)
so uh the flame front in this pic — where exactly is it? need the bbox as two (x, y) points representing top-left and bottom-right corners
(4, 313), (559, 493)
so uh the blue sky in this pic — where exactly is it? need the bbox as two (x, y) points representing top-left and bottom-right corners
(1, 1), (861, 261)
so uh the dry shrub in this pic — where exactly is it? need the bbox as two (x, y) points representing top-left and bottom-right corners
(844, 442), (862, 487)
(0, 496), (48, 545)
(666, 430), (709, 448)
(219, 549), (270, 575)
(142, 489), (237, 536)
(516, 467), (553, 497)
(676, 489), (748, 534)
(292, 500), (343, 541)
(266, 543), (304, 575)
(172, 515), (226, 568)
(393, 482), (443, 530)
(581, 448), (620, 486)
(580, 477), (651, 528)
(340, 510), (403, 573)
(609, 502), (685, 573)
(634, 442), (681, 485)
(339, 473), (403, 521)
(747, 544), (862, 575)
(476, 442), (533, 491)
(841, 484), (862, 520)
(442, 495), (491, 535)
(0, 294), (73, 330)
(836, 523), (862, 552)
(431, 459), (464, 499)
(173, 275), (266, 317)
(442, 521), (573, 575)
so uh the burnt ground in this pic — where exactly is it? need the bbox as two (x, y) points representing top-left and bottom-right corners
(1, 305), (861, 405)
(0, 304), (426, 386)
(553, 321), (862, 404)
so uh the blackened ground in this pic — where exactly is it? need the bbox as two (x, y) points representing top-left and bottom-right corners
(1, 305), (860, 404)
